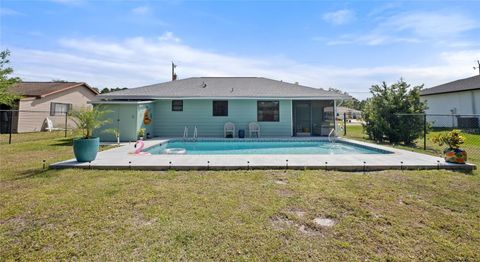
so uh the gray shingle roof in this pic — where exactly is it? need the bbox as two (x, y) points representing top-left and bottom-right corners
(421, 75), (480, 96)
(98, 77), (349, 100)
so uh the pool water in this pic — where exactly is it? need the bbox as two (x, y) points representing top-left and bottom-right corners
(144, 140), (391, 155)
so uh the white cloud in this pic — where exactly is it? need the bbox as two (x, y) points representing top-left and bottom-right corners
(158, 32), (181, 42)
(322, 9), (356, 25)
(324, 10), (479, 46)
(385, 12), (478, 38)
(127, 5), (166, 26)
(131, 6), (151, 15)
(9, 34), (480, 99)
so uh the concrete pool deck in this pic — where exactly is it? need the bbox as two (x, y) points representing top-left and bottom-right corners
(50, 137), (476, 171)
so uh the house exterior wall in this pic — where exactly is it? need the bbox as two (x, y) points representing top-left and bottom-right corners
(422, 90), (480, 127)
(153, 99), (293, 137)
(94, 102), (155, 142)
(94, 104), (141, 142)
(137, 103), (154, 139)
(16, 86), (97, 132)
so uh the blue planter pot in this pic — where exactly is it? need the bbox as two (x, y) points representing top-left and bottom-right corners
(73, 137), (100, 162)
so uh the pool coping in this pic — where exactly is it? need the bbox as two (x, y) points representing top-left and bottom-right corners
(50, 137), (476, 171)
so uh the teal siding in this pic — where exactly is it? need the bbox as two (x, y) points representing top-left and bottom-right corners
(153, 99), (292, 137)
(94, 104), (139, 142)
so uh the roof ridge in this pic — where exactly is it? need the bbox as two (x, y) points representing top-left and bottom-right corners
(19, 81), (84, 84)
(426, 75), (480, 89)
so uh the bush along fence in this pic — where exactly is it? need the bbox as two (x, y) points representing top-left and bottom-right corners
(343, 113), (479, 164)
(0, 110), (69, 144)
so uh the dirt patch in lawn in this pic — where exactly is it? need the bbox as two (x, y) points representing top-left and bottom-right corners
(277, 188), (295, 197)
(270, 214), (324, 236)
(313, 217), (335, 227)
(270, 215), (294, 230)
(285, 208), (307, 218)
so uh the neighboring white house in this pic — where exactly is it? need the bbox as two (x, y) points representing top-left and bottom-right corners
(421, 75), (480, 128)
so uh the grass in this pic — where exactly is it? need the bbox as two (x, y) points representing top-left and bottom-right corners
(1, 132), (480, 260)
(344, 124), (480, 167)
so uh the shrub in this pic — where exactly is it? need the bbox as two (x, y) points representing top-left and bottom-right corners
(69, 107), (111, 139)
(363, 79), (427, 145)
(431, 130), (465, 149)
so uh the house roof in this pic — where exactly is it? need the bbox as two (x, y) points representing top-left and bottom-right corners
(98, 77), (350, 100)
(421, 75), (480, 96)
(10, 82), (99, 98)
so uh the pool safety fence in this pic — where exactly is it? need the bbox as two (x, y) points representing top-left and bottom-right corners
(343, 113), (480, 164)
(0, 110), (70, 144)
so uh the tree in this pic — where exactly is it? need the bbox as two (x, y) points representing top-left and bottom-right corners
(100, 87), (128, 94)
(0, 50), (21, 107)
(362, 79), (427, 145)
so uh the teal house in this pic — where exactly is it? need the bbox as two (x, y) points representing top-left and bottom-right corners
(93, 77), (349, 142)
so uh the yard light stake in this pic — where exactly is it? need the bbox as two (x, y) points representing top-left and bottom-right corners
(325, 162), (328, 171)
(363, 161), (366, 174)
(400, 161), (404, 171)
(285, 159), (289, 170)
(129, 161), (132, 170)
(89, 161), (91, 169)
(42, 160), (46, 170)
(169, 161), (172, 169)
(207, 161), (210, 170)
(437, 160), (440, 170)
(247, 161), (250, 170)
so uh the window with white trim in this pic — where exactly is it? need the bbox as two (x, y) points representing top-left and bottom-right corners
(50, 102), (72, 116)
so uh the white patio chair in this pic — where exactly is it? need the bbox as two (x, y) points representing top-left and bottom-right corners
(44, 117), (64, 132)
(224, 122), (235, 138)
(248, 122), (260, 138)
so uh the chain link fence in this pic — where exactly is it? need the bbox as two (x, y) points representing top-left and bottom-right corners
(342, 113), (480, 165)
(0, 110), (70, 144)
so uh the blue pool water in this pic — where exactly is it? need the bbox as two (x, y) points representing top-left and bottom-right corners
(144, 140), (391, 155)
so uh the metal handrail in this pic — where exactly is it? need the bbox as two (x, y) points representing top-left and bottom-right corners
(328, 128), (336, 143)
(183, 126), (188, 141)
(193, 126), (198, 141)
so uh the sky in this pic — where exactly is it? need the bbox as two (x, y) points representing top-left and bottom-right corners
(1, 0), (480, 99)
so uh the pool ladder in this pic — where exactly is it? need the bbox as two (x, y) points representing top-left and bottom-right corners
(183, 126), (189, 141)
(183, 126), (198, 142)
(328, 128), (336, 143)
(193, 126), (198, 141)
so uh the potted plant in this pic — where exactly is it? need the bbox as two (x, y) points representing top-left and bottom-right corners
(138, 128), (146, 140)
(431, 129), (467, 164)
(70, 107), (111, 162)
(105, 127), (120, 145)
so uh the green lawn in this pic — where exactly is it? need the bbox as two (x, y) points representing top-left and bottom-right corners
(1, 132), (479, 260)
(344, 124), (480, 167)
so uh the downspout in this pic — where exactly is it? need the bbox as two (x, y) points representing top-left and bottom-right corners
(472, 90), (477, 114)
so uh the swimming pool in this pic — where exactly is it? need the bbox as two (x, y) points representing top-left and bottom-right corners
(144, 139), (392, 155)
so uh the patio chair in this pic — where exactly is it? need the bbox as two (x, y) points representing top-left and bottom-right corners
(248, 122), (260, 138)
(224, 122), (235, 138)
(44, 117), (65, 132)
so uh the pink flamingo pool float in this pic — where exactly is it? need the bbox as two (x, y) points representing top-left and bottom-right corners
(130, 140), (151, 155)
